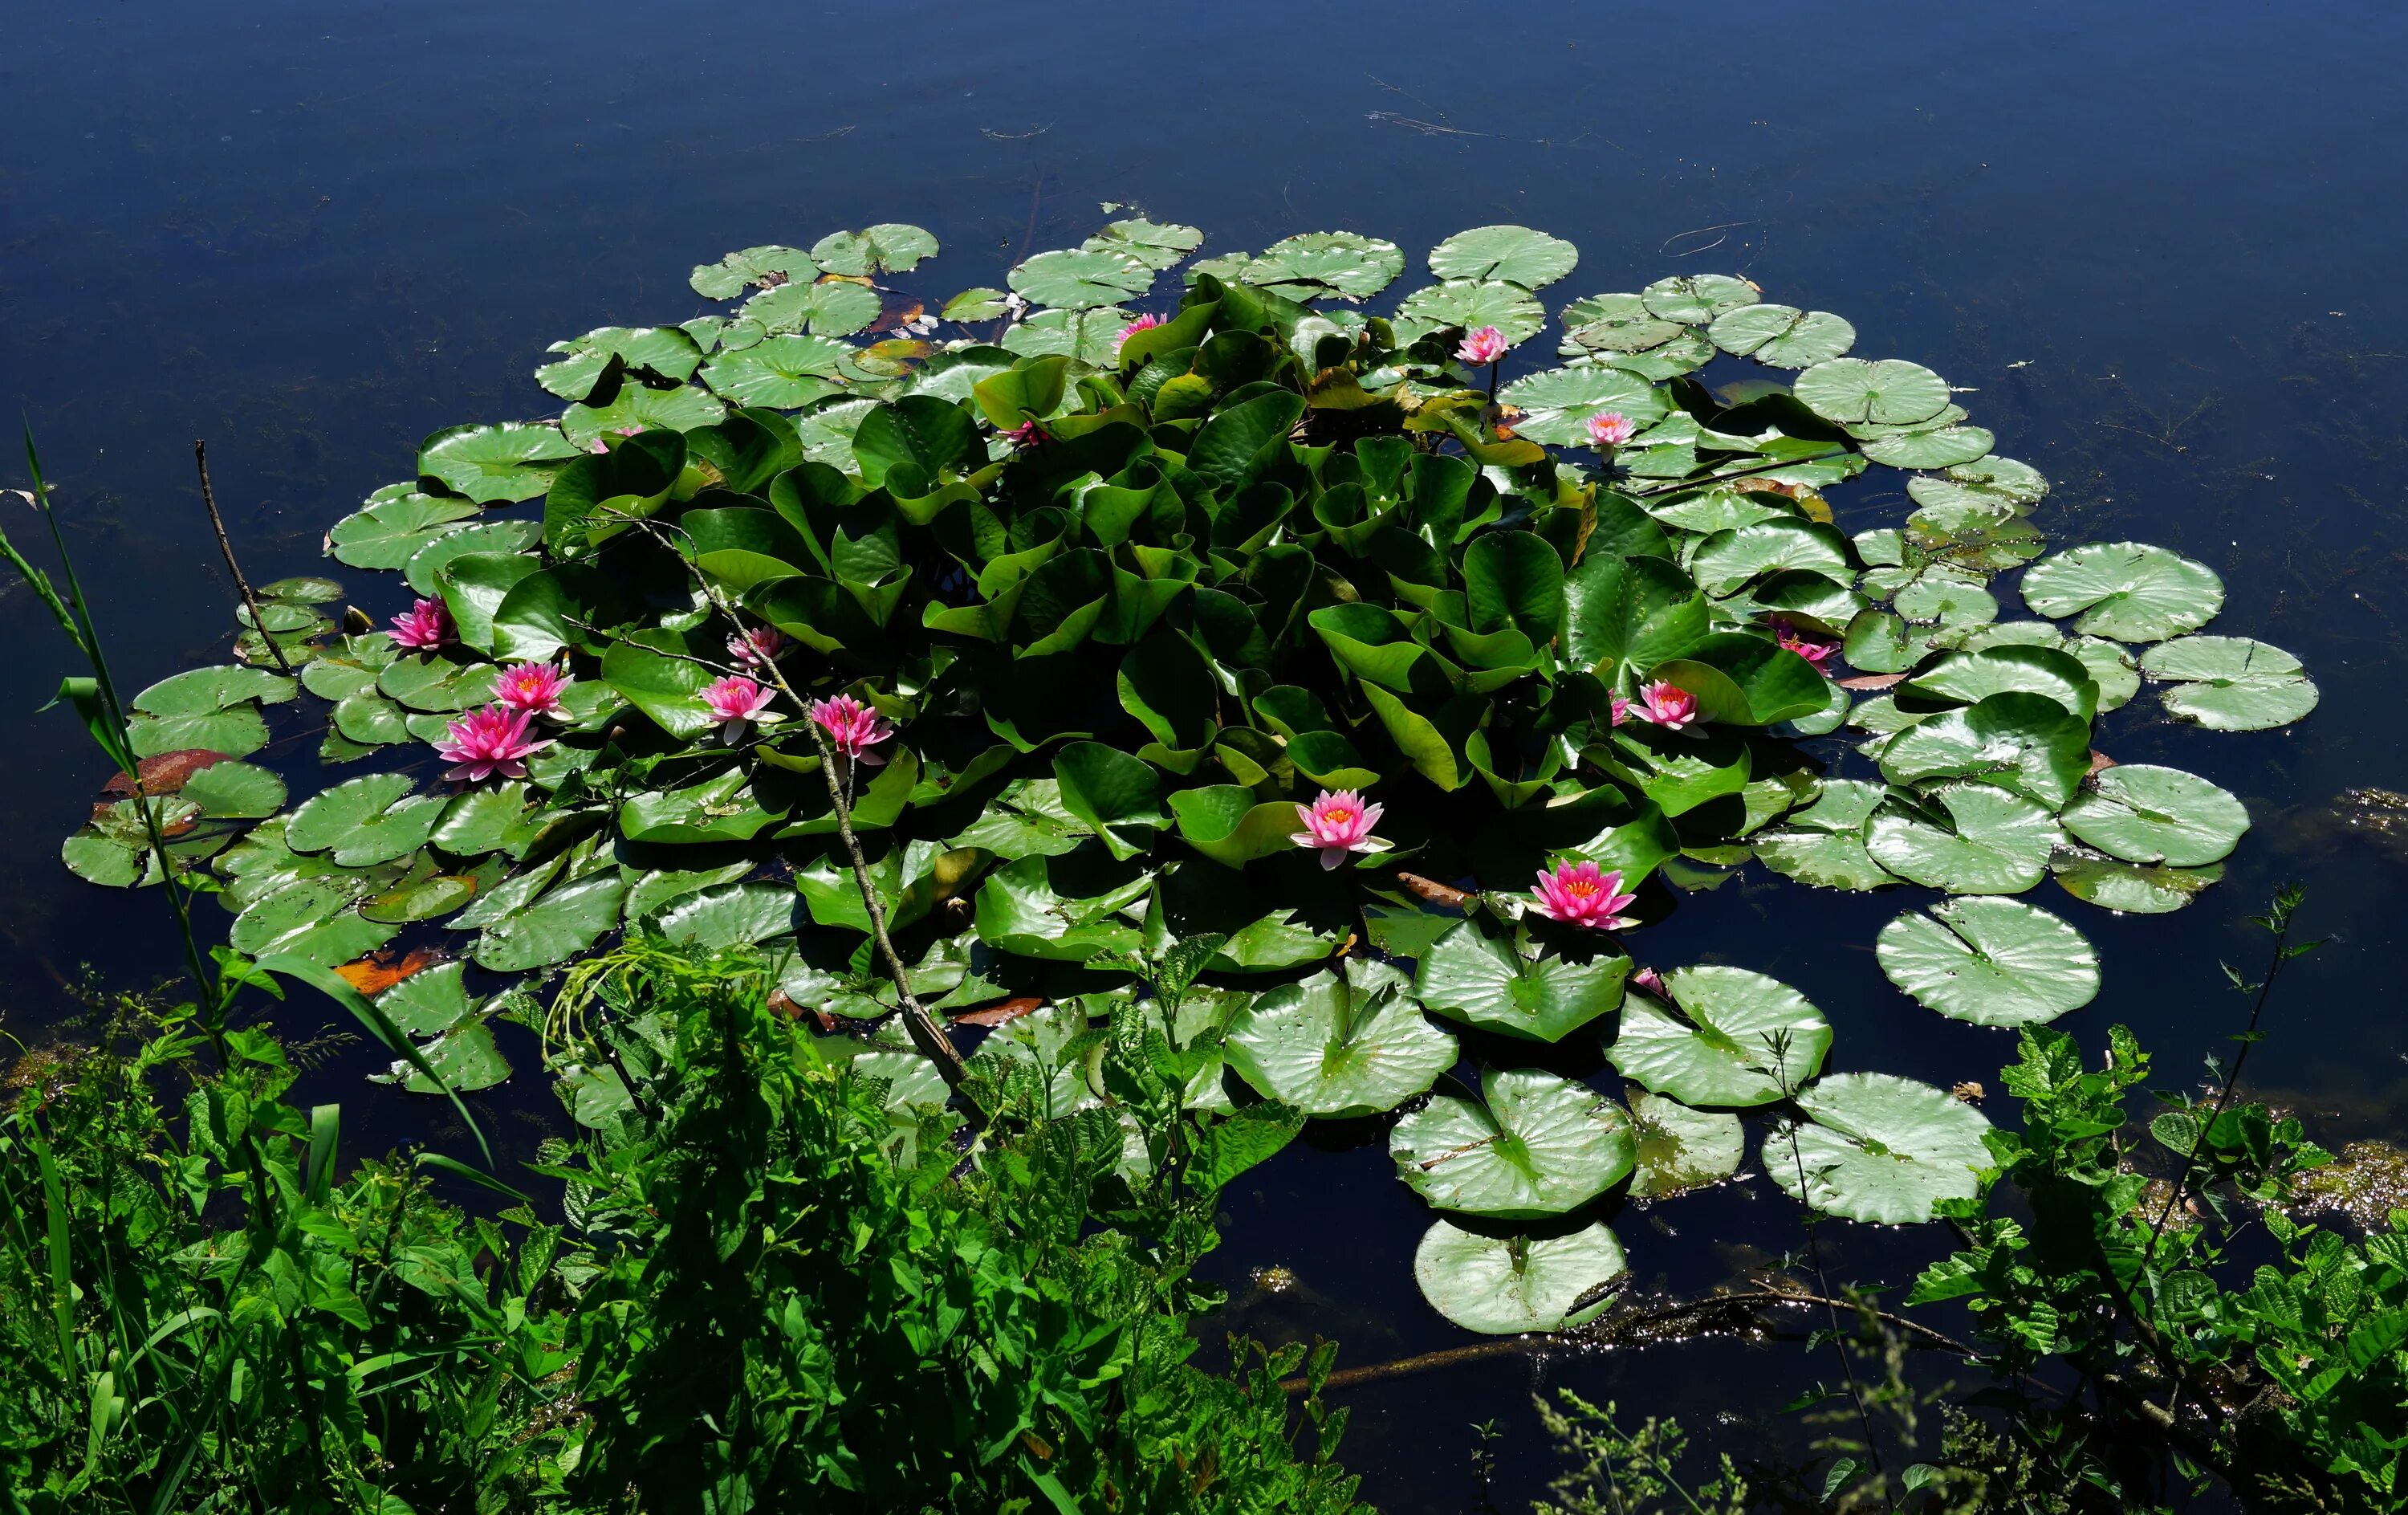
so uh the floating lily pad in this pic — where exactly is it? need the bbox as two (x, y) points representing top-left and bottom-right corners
(2020, 543), (2224, 642)
(942, 287), (1015, 323)
(181, 760), (287, 819)
(1415, 920), (1629, 1042)
(561, 385), (726, 447)
(1391, 1067), (1635, 1218)
(1876, 898), (2099, 1026)
(1394, 281), (1546, 344)
(1905, 646), (2098, 718)
(1085, 218), (1206, 271)
(652, 881), (797, 949)
(376, 959), (474, 1036)
(1906, 455), (2050, 516)
(396, 1018), (512, 1095)
(1495, 365), (1667, 445)
(2141, 635), (2318, 731)
(230, 874), (398, 964)
(1429, 226), (1578, 289)
(1003, 307), (1135, 364)
(1244, 231), (1405, 300)
(1223, 959), (1458, 1118)
(1892, 568), (1999, 627)
(1707, 305), (1855, 368)
(1768, 1073), (1993, 1224)
(740, 279), (881, 339)
(971, 854), (1149, 961)
(1905, 496), (2046, 572)
(380, 653), (495, 714)
(418, 422), (580, 504)
(1752, 780), (1898, 891)
(1557, 293), (1684, 355)
(127, 665), (295, 760)
(1010, 248), (1153, 311)
(2052, 853), (2223, 913)
(1792, 358), (1951, 428)
(966, 1000), (1100, 1118)
(404, 518), (540, 596)
(62, 796), (208, 887)
(431, 780), (546, 860)
(360, 872), (479, 924)
(327, 488), (480, 569)
(535, 326), (706, 400)
(1641, 274), (1759, 324)
(1865, 784), (2060, 894)
(473, 869), (628, 971)
(1625, 1090), (1745, 1199)
(690, 245), (819, 299)
(288, 773), (449, 867)
(1605, 965), (1831, 1108)
(1877, 691), (2093, 809)
(2060, 764), (2249, 866)
(1861, 425), (1995, 470)
(1413, 1219), (1626, 1335)
(698, 332), (852, 408)
(809, 223), (938, 277)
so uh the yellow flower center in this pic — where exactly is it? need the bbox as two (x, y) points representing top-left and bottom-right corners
(1564, 878), (1597, 898)
(1323, 808), (1352, 826)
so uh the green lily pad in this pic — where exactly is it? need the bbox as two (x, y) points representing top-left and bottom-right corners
(1413, 1219), (1626, 1335)
(1792, 358), (1951, 427)
(62, 796), (205, 888)
(2068, 637), (2142, 713)
(534, 326), (706, 401)
(1876, 898), (2100, 1026)
(403, 518), (542, 597)
(418, 422), (580, 503)
(1010, 247), (1153, 311)
(2140, 635), (2318, 731)
(942, 287), (1014, 322)
(1906, 455), (2049, 515)
(360, 872), (479, 925)
(1892, 568), (1999, 627)
(690, 245), (818, 299)
(2060, 764), (2249, 866)
(1556, 293), (1684, 355)
(379, 653), (495, 714)
(229, 874), (397, 964)
(2020, 543), (2224, 642)
(740, 279), (881, 339)
(1394, 281), (1545, 344)
(561, 385), (726, 448)
(1604, 965), (1831, 1108)
(376, 960), (475, 1037)
(2052, 853), (2223, 914)
(1085, 218), (1206, 271)
(1905, 497), (2046, 572)
(1865, 784), (2061, 895)
(1877, 691), (2093, 809)
(431, 780), (547, 860)
(1003, 307), (1134, 364)
(1906, 647), (2097, 718)
(1429, 225), (1578, 289)
(1223, 959), (1458, 1118)
(127, 664), (295, 760)
(1243, 231), (1405, 300)
(1625, 1090), (1745, 1199)
(1415, 919), (1629, 1042)
(1768, 1074), (1993, 1224)
(1495, 365), (1667, 446)
(395, 1018), (512, 1095)
(699, 334), (851, 408)
(181, 760), (287, 819)
(1751, 781), (1898, 891)
(651, 882), (797, 949)
(327, 488), (480, 569)
(971, 854), (1150, 961)
(473, 869), (628, 971)
(288, 773), (449, 866)
(966, 1000), (1100, 1119)
(1641, 274), (1759, 324)
(809, 223), (938, 277)
(1862, 425), (1995, 470)
(1707, 305), (1855, 368)
(1391, 1067), (1635, 1219)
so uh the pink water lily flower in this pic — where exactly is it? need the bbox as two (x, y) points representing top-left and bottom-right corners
(585, 423), (644, 454)
(1774, 621), (1841, 670)
(810, 693), (894, 764)
(1630, 967), (1666, 996)
(1609, 690), (1631, 727)
(1633, 680), (1698, 731)
(1585, 411), (1637, 448)
(1003, 419), (1047, 448)
(491, 661), (571, 719)
(1456, 325), (1509, 366)
(1291, 788), (1388, 870)
(389, 597), (454, 650)
(1531, 861), (1640, 931)
(702, 675), (779, 742)
(728, 625), (787, 671)
(1117, 312), (1164, 351)
(434, 705), (549, 783)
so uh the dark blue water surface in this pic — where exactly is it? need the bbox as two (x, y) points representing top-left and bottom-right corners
(7, 2), (2408, 1507)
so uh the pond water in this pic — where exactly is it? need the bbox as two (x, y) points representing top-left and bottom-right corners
(6, 1), (2408, 1507)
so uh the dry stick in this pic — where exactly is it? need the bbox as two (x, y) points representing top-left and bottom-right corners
(656, 527), (966, 1086)
(193, 441), (292, 675)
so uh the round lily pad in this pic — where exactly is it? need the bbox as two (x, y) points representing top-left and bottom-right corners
(810, 224), (938, 277)
(2067, 637), (2141, 713)
(1641, 274), (1759, 324)
(740, 279), (881, 339)
(1413, 1219), (1627, 1334)
(327, 488), (479, 570)
(1876, 898), (2099, 1026)
(1390, 1067), (1635, 1218)
(1626, 1090), (1744, 1199)
(1003, 307), (1134, 364)
(418, 422), (580, 504)
(2060, 764), (2249, 866)
(561, 385), (726, 447)
(1245, 231), (1405, 300)
(1085, 218), (1207, 272)
(1905, 497), (2046, 572)
(690, 245), (818, 300)
(2052, 854), (2223, 914)
(1753, 829), (1898, 892)
(1707, 305), (1855, 368)
(127, 664), (295, 760)
(1877, 690), (2093, 809)
(1865, 784), (2061, 895)
(1768, 1073), (1993, 1224)
(230, 874), (397, 964)
(404, 519), (540, 597)
(1558, 293), (1684, 355)
(1861, 425), (1995, 470)
(376, 959), (474, 1036)
(1495, 365), (1667, 445)
(288, 772), (449, 867)
(473, 869), (628, 972)
(699, 334), (852, 408)
(1010, 248), (1154, 311)
(181, 759), (287, 819)
(1792, 358), (1951, 428)
(1905, 646), (2098, 718)
(534, 326), (706, 401)
(2139, 635), (2318, 731)
(1892, 568), (1999, 628)
(1429, 226), (1578, 289)
(1415, 921), (1629, 1042)
(1907, 456), (2049, 516)
(2020, 543), (2224, 642)
(1604, 965), (1831, 1108)
(1223, 960), (1458, 1118)
(1395, 281), (1547, 344)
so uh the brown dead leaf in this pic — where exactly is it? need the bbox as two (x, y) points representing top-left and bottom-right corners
(2089, 749), (2117, 776)
(1396, 873), (1473, 909)
(104, 748), (232, 798)
(880, 301), (925, 332)
(1837, 673), (1908, 690)
(950, 996), (1046, 1028)
(334, 945), (449, 996)
(822, 272), (877, 288)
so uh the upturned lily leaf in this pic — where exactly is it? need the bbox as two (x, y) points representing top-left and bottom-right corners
(1394, 281), (1546, 344)
(1768, 1074), (1994, 1224)
(1707, 304), (1855, 368)
(289, 773), (450, 867)
(809, 223), (938, 276)
(2060, 763), (2249, 866)
(2020, 542), (2224, 641)
(1640, 274), (1759, 324)
(1415, 918), (1629, 1042)
(1413, 1219), (1625, 1335)
(2140, 635), (2318, 730)
(1865, 784), (2061, 895)
(1605, 967), (1831, 1108)
(1429, 226), (1578, 289)
(1222, 959), (1457, 1118)
(1010, 248), (1153, 311)
(1625, 1091), (1744, 1199)
(699, 334), (851, 407)
(1792, 358), (1950, 428)
(1495, 366), (1667, 445)
(1876, 898), (2100, 1026)
(1877, 691), (2093, 809)
(327, 487), (480, 569)
(418, 422), (580, 503)
(1391, 1067), (1635, 1218)
(690, 245), (818, 299)
(2052, 853), (2223, 913)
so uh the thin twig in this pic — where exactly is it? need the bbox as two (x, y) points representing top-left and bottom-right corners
(193, 442), (292, 674)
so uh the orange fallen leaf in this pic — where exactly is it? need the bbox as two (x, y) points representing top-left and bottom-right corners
(334, 945), (448, 996)
(951, 996), (1046, 1028)
(2089, 749), (2117, 776)
(1838, 673), (1907, 690)
(104, 748), (231, 798)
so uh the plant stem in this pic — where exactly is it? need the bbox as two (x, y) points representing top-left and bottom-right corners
(193, 441), (292, 675)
